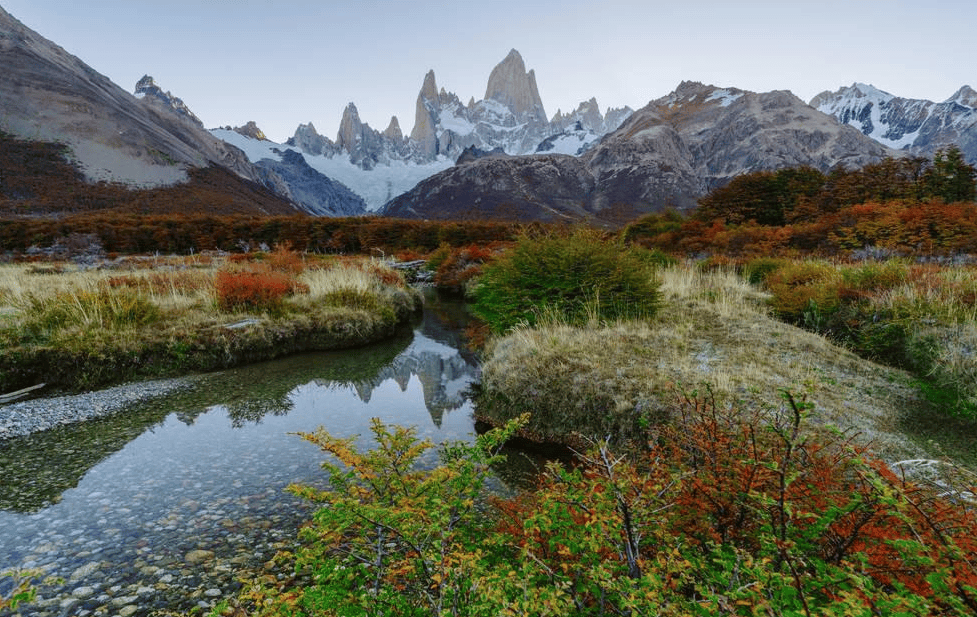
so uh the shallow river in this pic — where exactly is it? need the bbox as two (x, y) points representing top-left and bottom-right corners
(0, 294), (486, 616)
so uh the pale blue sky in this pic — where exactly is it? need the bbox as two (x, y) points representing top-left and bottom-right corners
(3, 0), (974, 142)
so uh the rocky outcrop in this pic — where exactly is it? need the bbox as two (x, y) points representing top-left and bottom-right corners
(383, 82), (894, 224)
(134, 75), (202, 127)
(287, 122), (337, 157)
(231, 121), (269, 141)
(254, 149), (366, 216)
(484, 49), (546, 120)
(813, 83), (977, 164)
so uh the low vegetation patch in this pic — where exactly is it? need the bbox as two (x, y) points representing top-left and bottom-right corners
(0, 248), (420, 393)
(744, 257), (977, 419)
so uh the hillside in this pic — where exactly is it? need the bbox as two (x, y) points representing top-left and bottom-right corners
(0, 132), (301, 217)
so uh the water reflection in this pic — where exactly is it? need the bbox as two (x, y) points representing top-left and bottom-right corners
(0, 293), (484, 616)
(0, 292), (479, 513)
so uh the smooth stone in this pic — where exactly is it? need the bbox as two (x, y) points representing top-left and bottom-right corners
(118, 605), (139, 617)
(70, 561), (102, 581)
(71, 586), (95, 599)
(184, 549), (215, 565)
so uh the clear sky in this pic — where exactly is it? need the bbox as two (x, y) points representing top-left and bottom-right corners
(3, 0), (974, 143)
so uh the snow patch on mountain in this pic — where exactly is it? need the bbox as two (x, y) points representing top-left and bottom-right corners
(813, 82), (977, 163)
(212, 128), (453, 211)
(705, 89), (743, 107)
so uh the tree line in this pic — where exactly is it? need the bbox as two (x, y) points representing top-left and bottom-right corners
(696, 146), (977, 227)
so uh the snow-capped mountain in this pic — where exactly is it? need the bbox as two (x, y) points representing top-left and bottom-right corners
(212, 49), (632, 211)
(212, 128), (444, 213)
(812, 83), (977, 163)
(383, 81), (894, 224)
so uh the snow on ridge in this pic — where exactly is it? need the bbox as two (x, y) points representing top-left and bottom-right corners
(705, 89), (743, 107)
(210, 128), (454, 211)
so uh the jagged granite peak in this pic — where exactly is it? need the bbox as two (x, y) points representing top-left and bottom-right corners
(418, 70), (439, 103)
(287, 122), (337, 157)
(383, 116), (403, 141)
(549, 97), (634, 136)
(134, 75), (202, 126)
(484, 49), (546, 120)
(383, 82), (893, 225)
(411, 70), (440, 157)
(814, 83), (977, 163)
(336, 102), (365, 150)
(231, 121), (268, 141)
(334, 101), (412, 169)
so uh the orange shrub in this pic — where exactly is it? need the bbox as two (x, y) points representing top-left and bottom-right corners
(214, 268), (303, 314)
(266, 243), (305, 275)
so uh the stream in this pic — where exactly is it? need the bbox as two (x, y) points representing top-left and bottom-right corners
(0, 293), (489, 617)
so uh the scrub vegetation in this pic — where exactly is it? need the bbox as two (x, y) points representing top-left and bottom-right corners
(0, 246), (420, 393)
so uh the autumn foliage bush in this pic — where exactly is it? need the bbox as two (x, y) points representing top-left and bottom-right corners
(231, 390), (977, 617)
(214, 268), (305, 314)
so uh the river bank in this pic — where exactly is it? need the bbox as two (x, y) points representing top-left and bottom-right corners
(0, 253), (422, 395)
(0, 293), (479, 617)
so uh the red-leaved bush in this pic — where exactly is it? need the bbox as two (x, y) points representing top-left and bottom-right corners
(214, 268), (305, 314)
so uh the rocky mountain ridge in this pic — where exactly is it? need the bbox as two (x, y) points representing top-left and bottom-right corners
(812, 83), (977, 164)
(383, 81), (895, 224)
(214, 49), (632, 211)
(0, 6), (272, 191)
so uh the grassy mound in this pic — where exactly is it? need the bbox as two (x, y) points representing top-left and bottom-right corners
(477, 264), (925, 460)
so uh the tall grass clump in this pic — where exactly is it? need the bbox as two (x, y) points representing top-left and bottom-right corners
(471, 228), (662, 333)
(22, 289), (161, 339)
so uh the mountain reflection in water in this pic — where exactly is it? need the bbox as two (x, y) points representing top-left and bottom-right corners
(0, 291), (480, 513)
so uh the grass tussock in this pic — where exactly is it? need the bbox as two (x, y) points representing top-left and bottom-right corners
(0, 253), (420, 393)
(744, 258), (977, 417)
(478, 263), (924, 459)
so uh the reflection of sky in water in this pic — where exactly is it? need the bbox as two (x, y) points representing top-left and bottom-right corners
(0, 322), (481, 594)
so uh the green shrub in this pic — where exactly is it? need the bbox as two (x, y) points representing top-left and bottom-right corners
(742, 256), (788, 285)
(840, 260), (909, 293)
(471, 228), (662, 333)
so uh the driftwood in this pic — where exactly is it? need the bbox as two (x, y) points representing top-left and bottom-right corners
(0, 383), (47, 404)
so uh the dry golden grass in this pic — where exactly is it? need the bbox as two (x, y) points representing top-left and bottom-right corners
(480, 264), (925, 461)
(0, 257), (420, 392)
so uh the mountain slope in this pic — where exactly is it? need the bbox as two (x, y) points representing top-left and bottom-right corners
(812, 83), (977, 164)
(0, 7), (269, 189)
(0, 5), (307, 217)
(383, 82), (894, 224)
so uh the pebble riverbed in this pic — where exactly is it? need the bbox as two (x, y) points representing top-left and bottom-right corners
(0, 378), (197, 440)
(1, 312), (481, 617)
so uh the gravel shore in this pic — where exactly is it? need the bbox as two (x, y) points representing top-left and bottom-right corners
(0, 377), (198, 441)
